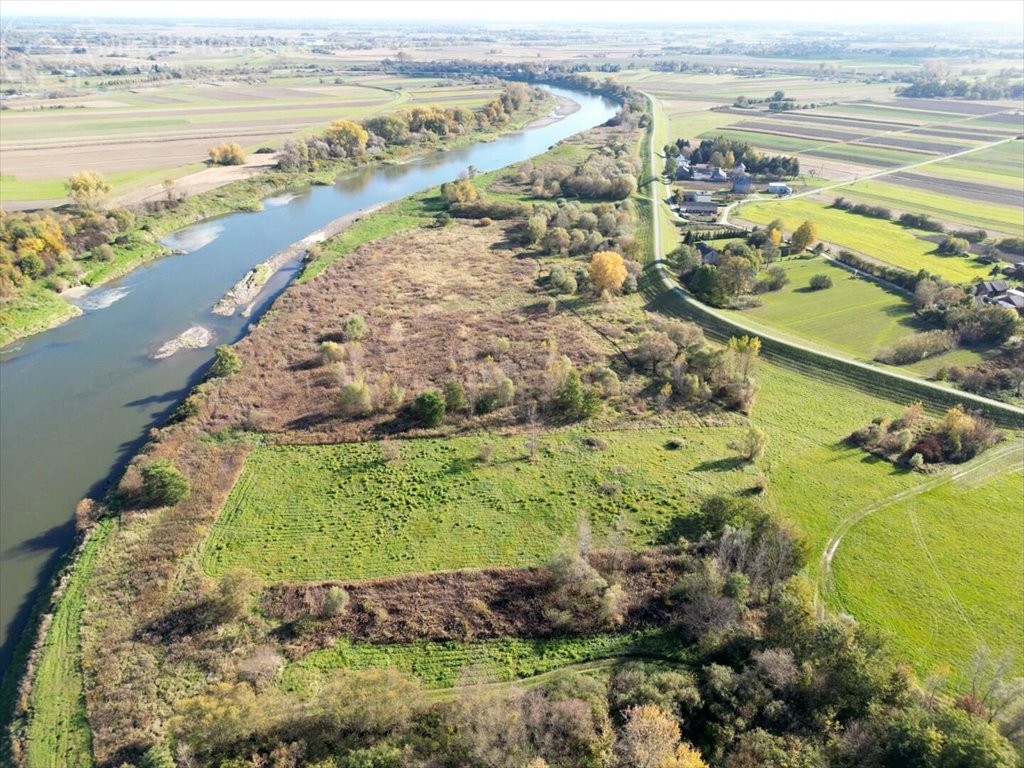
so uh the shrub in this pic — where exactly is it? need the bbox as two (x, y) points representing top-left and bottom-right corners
(342, 314), (367, 342)
(338, 379), (373, 416)
(589, 251), (627, 294)
(140, 458), (191, 506)
(93, 243), (115, 262)
(808, 274), (832, 290)
(208, 143), (246, 165)
(412, 389), (446, 427)
(209, 345), (243, 377)
(323, 586), (350, 617)
(875, 330), (958, 365)
(757, 265), (788, 293)
(908, 452), (925, 470)
(320, 341), (346, 365)
(937, 236), (970, 256)
(443, 380), (467, 413)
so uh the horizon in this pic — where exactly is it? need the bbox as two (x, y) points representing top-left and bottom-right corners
(2, 0), (1023, 28)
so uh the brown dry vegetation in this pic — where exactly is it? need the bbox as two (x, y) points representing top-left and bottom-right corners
(262, 549), (686, 655)
(204, 221), (637, 443)
(70, 218), (678, 763)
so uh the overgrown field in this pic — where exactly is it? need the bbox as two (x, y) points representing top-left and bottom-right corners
(736, 198), (992, 282)
(283, 630), (680, 692)
(201, 427), (751, 582)
(831, 457), (1024, 681)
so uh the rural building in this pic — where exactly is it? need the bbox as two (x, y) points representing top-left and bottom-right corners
(691, 163), (728, 182)
(730, 163), (753, 194)
(768, 182), (792, 196)
(673, 157), (692, 179)
(678, 190), (718, 215)
(696, 241), (721, 265)
(975, 280), (1024, 315)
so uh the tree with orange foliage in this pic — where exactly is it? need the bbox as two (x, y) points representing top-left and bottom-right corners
(588, 250), (627, 294)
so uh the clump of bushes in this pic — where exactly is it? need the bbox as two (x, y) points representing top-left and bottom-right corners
(140, 458), (191, 506)
(208, 143), (246, 166)
(808, 274), (832, 290)
(209, 345), (243, 378)
(848, 403), (1001, 468)
(875, 330), (958, 365)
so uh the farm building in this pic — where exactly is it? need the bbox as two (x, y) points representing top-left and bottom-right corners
(767, 182), (792, 196)
(678, 190), (719, 215)
(696, 241), (721, 265)
(975, 280), (1024, 315)
(692, 163), (728, 182)
(730, 163), (753, 194)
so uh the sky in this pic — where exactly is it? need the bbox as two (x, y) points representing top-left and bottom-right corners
(2, 0), (1023, 27)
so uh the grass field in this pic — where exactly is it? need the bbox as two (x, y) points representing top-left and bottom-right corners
(0, 282), (82, 349)
(201, 427), (752, 583)
(20, 522), (110, 768)
(736, 198), (993, 282)
(282, 630), (681, 692)
(840, 179), (1024, 237)
(831, 462), (1024, 681)
(723, 258), (920, 360)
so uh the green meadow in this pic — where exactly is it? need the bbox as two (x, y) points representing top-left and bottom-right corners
(737, 197), (993, 282)
(722, 258), (919, 360)
(831, 459), (1024, 681)
(201, 427), (753, 583)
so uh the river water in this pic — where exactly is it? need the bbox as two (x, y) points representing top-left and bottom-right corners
(0, 86), (618, 671)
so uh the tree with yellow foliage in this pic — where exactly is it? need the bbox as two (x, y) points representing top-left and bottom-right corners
(665, 743), (709, 768)
(589, 250), (627, 294)
(768, 227), (782, 245)
(66, 170), (111, 209)
(615, 704), (684, 768)
(790, 219), (820, 253)
(207, 143), (246, 166)
(325, 119), (369, 158)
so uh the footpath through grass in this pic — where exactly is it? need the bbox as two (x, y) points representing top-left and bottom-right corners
(737, 197), (992, 283)
(202, 427), (752, 583)
(282, 630), (682, 692)
(831, 464), (1024, 681)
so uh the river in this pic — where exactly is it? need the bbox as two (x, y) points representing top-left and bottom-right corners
(0, 86), (618, 671)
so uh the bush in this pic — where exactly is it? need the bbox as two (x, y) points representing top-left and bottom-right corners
(321, 341), (346, 364)
(808, 274), (832, 290)
(140, 458), (191, 506)
(908, 452), (925, 470)
(757, 265), (788, 293)
(875, 330), (958, 365)
(937, 236), (970, 256)
(209, 345), (243, 377)
(338, 380), (373, 416)
(412, 389), (446, 427)
(93, 244), (115, 262)
(342, 314), (367, 342)
(443, 380), (467, 413)
(323, 586), (350, 617)
(208, 142), (246, 165)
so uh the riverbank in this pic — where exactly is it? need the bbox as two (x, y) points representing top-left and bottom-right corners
(212, 202), (387, 317)
(0, 88), (558, 350)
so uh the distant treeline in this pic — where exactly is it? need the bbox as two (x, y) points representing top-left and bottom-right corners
(897, 76), (1024, 100)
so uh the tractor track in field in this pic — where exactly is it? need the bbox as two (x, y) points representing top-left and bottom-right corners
(813, 439), (1024, 616)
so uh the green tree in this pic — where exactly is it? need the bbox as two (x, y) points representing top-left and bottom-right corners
(688, 265), (726, 306)
(790, 220), (819, 252)
(140, 458), (191, 506)
(342, 314), (368, 341)
(413, 389), (446, 427)
(444, 380), (467, 413)
(209, 345), (242, 378)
